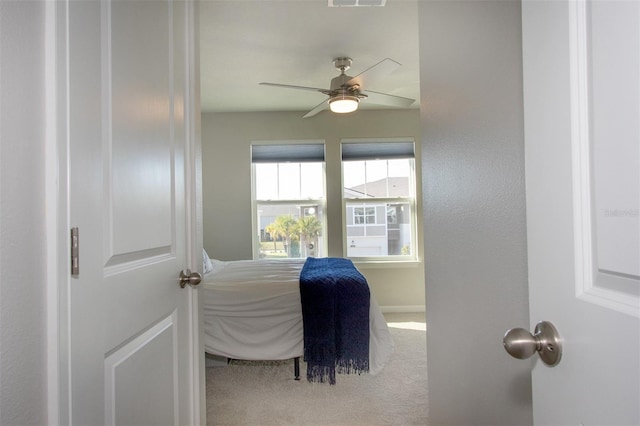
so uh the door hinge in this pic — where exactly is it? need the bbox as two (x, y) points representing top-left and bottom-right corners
(71, 227), (79, 276)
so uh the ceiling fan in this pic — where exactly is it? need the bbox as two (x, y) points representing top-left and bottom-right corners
(260, 57), (415, 118)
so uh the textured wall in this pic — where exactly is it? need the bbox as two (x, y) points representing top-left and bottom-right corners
(419, 1), (533, 424)
(0, 1), (49, 425)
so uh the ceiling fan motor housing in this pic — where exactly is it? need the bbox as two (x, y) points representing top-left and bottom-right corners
(330, 57), (367, 99)
(330, 74), (356, 91)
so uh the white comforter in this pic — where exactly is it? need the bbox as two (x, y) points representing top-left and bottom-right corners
(203, 258), (394, 375)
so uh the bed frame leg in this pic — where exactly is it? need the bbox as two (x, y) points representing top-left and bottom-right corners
(294, 357), (300, 380)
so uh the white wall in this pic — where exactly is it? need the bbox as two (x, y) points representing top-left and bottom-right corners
(0, 1), (49, 425)
(201, 109), (425, 309)
(419, 1), (532, 424)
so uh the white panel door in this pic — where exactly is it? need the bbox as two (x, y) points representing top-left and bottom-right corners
(63, 0), (198, 424)
(522, 0), (639, 424)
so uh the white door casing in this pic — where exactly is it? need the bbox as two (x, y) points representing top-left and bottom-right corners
(522, 0), (640, 424)
(52, 0), (202, 424)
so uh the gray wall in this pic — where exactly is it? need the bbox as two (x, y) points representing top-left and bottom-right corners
(419, 1), (533, 424)
(202, 109), (425, 309)
(0, 1), (49, 425)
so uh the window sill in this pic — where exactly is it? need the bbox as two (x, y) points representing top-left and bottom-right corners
(352, 259), (422, 269)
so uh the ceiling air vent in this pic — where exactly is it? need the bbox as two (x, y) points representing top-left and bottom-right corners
(328, 0), (386, 7)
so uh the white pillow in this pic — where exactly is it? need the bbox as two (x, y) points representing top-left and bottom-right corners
(208, 258), (227, 274)
(202, 248), (214, 274)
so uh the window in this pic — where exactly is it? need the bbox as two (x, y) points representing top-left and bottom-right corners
(252, 143), (326, 259)
(342, 140), (417, 260)
(354, 206), (376, 225)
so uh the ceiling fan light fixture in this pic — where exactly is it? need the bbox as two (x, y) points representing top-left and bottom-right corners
(329, 95), (359, 113)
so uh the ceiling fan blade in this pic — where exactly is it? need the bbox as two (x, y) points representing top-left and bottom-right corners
(362, 90), (415, 108)
(303, 99), (329, 118)
(346, 58), (401, 89)
(260, 82), (330, 94)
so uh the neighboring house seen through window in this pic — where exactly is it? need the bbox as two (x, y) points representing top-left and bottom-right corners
(342, 140), (417, 260)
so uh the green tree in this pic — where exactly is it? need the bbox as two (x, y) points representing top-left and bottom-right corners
(266, 215), (298, 257)
(296, 215), (322, 257)
(264, 222), (279, 252)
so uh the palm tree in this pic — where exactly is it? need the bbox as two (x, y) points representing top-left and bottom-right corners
(264, 222), (279, 253)
(296, 215), (322, 257)
(266, 215), (298, 257)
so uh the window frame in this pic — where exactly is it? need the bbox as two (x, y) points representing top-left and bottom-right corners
(341, 138), (418, 263)
(251, 141), (327, 260)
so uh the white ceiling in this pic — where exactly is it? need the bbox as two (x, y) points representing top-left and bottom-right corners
(199, 0), (420, 115)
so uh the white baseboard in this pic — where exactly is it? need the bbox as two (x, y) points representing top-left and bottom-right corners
(380, 305), (425, 313)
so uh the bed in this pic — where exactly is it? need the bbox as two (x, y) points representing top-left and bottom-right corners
(202, 255), (394, 378)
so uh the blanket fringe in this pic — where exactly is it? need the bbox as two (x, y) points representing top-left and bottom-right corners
(306, 364), (337, 385)
(336, 358), (369, 375)
(306, 358), (369, 385)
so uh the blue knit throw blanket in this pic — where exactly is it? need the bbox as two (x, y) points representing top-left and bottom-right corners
(299, 257), (370, 385)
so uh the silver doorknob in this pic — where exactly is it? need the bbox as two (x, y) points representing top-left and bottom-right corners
(503, 321), (562, 366)
(179, 269), (202, 288)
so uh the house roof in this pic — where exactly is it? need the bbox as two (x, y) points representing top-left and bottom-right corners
(345, 176), (409, 198)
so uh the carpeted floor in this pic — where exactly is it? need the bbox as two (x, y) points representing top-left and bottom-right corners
(205, 312), (428, 426)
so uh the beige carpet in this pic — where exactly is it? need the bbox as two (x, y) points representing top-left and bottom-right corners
(206, 312), (428, 426)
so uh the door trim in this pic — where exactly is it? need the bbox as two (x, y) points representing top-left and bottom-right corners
(184, 0), (206, 423)
(46, 1), (70, 423)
